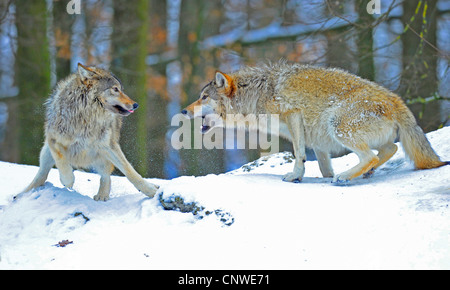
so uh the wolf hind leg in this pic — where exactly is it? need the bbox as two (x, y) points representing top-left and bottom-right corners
(333, 143), (379, 183)
(17, 143), (55, 198)
(374, 143), (398, 169)
(363, 143), (398, 178)
(314, 148), (334, 178)
(93, 161), (114, 201)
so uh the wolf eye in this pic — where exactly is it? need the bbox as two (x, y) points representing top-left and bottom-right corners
(113, 87), (119, 92)
(202, 95), (208, 100)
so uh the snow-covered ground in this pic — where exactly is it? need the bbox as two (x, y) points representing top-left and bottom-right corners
(0, 127), (449, 269)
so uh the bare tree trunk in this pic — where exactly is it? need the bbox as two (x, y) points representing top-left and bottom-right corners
(355, 0), (375, 80)
(178, 0), (205, 176)
(15, 0), (51, 165)
(164, 0), (182, 178)
(325, 2), (354, 72)
(400, 0), (439, 132)
(146, 0), (168, 179)
(53, 0), (73, 81)
(112, 0), (149, 176)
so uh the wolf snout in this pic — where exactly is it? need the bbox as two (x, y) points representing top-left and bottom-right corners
(127, 102), (138, 113)
(116, 102), (138, 115)
(181, 109), (194, 118)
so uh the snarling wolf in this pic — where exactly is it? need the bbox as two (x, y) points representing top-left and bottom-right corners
(182, 61), (448, 183)
(18, 63), (159, 201)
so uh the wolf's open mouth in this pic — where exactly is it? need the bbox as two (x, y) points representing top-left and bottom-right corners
(114, 105), (134, 115)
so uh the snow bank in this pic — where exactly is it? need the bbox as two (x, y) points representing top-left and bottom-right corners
(0, 127), (449, 269)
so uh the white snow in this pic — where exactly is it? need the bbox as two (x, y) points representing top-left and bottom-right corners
(0, 127), (449, 269)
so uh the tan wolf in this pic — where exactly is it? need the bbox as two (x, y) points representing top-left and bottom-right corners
(182, 61), (448, 183)
(18, 63), (159, 201)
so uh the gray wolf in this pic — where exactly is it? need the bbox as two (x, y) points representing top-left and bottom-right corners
(181, 61), (448, 183)
(18, 63), (159, 201)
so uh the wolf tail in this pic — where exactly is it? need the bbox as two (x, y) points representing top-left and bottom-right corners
(396, 104), (448, 169)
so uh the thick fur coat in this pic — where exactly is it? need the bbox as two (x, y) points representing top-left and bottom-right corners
(183, 61), (447, 183)
(19, 64), (159, 201)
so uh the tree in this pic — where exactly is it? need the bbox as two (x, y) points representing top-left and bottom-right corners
(146, 0), (169, 179)
(355, 0), (375, 80)
(53, 0), (73, 81)
(111, 0), (149, 176)
(400, 0), (440, 131)
(15, 0), (51, 165)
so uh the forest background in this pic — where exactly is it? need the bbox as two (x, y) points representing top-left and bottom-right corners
(0, 0), (448, 179)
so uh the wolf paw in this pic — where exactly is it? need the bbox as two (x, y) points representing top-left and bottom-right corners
(282, 172), (302, 183)
(60, 171), (75, 189)
(332, 174), (350, 184)
(93, 193), (110, 201)
(362, 168), (375, 179)
(140, 182), (160, 198)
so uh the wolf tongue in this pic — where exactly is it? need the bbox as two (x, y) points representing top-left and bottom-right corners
(128, 110), (134, 113)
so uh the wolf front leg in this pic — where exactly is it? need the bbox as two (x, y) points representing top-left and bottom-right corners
(283, 112), (306, 182)
(106, 143), (159, 198)
(333, 143), (379, 183)
(92, 161), (114, 201)
(16, 143), (55, 199)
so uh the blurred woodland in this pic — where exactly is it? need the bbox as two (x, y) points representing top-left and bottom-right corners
(0, 0), (449, 179)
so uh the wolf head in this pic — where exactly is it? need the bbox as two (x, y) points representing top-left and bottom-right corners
(181, 71), (236, 134)
(77, 63), (138, 116)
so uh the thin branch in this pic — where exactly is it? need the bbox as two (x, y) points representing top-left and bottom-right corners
(199, 13), (358, 50)
(0, 0), (13, 25)
(406, 24), (449, 59)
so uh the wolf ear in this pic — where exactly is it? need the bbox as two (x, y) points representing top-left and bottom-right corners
(78, 63), (97, 82)
(215, 71), (231, 88)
